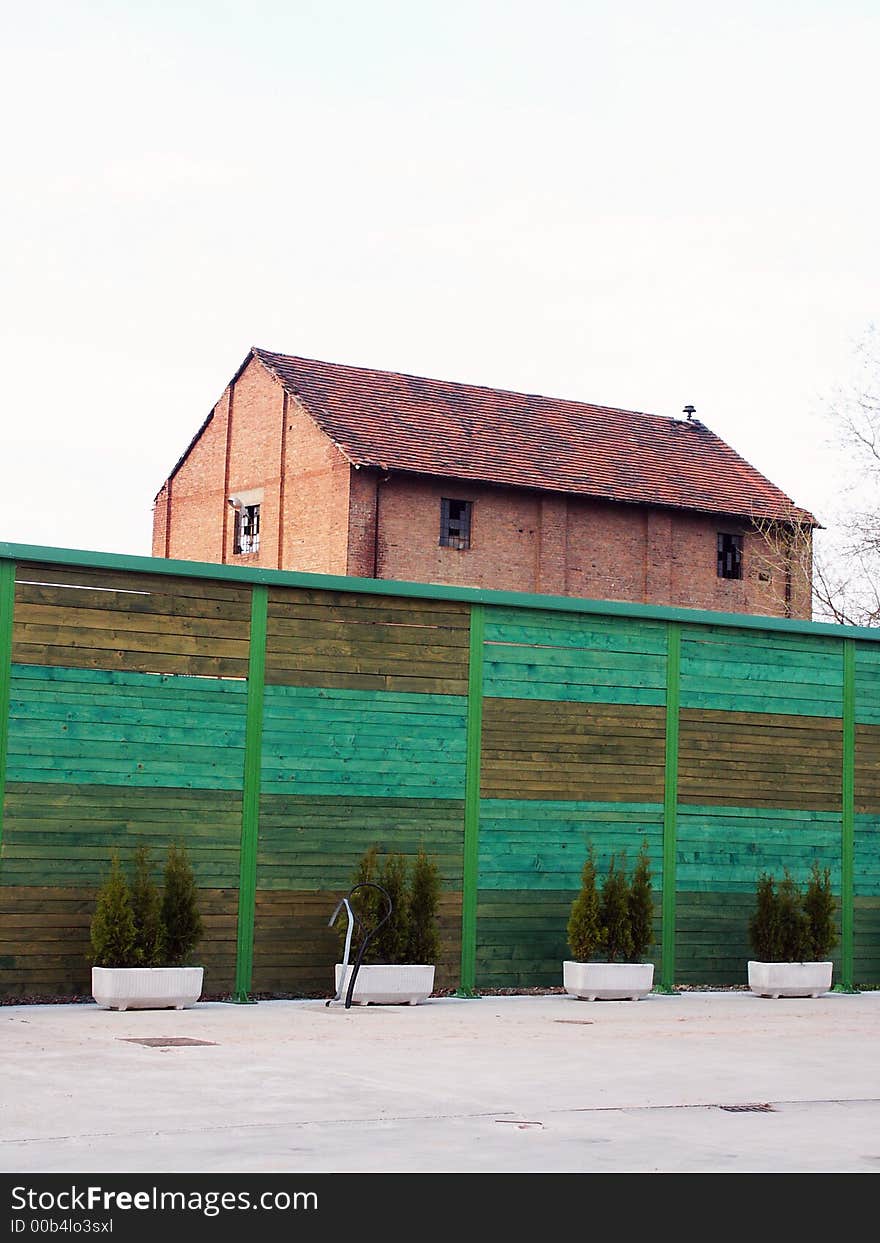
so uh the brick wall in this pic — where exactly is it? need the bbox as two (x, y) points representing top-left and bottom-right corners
(366, 474), (811, 619)
(152, 358), (351, 574)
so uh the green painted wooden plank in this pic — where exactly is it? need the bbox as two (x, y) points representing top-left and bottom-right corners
(460, 604), (484, 994)
(233, 585), (267, 1004)
(679, 689), (844, 717)
(0, 560), (15, 864)
(680, 657), (844, 687)
(484, 625), (669, 655)
(842, 640), (855, 989)
(483, 645), (668, 673)
(482, 680), (667, 707)
(661, 622), (679, 993)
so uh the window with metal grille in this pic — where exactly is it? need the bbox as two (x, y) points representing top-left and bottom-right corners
(717, 532), (742, 579)
(439, 498), (472, 550)
(233, 503), (261, 555)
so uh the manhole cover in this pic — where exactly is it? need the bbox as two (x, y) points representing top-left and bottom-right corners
(119, 1037), (217, 1048)
(718, 1103), (775, 1113)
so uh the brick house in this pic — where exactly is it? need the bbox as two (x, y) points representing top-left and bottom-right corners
(152, 347), (816, 618)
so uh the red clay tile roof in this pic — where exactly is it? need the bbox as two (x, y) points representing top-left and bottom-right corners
(251, 347), (815, 525)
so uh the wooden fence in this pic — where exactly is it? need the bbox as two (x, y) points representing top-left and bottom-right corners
(0, 543), (878, 999)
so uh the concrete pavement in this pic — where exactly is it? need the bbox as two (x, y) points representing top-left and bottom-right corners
(2, 990), (878, 1173)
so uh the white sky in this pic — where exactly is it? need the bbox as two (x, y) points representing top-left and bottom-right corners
(2, 1), (878, 560)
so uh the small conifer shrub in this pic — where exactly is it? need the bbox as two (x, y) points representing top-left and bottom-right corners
(749, 873), (782, 962)
(749, 863), (837, 962)
(90, 853), (138, 968)
(626, 839), (654, 964)
(776, 869), (810, 962)
(567, 845), (604, 962)
(90, 843), (203, 971)
(130, 845), (163, 968)
(159, 843), (203, 967)
(406, 848), (441, 964)
(567, 841), (655, 964)
(345, 844), (442, 964)
(371, 851), (410, 964)
(802, 862), (838, 960)
(600, 853), (634, 963)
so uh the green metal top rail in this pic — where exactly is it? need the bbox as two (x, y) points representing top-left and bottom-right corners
(2, 539), (878, 643)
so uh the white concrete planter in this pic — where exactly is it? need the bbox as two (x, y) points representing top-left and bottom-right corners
(334, 963), (435, 1005)
(747, 960), (833, 999)
(563, 960), (654, 1001)
(91, 966), (204, 1011)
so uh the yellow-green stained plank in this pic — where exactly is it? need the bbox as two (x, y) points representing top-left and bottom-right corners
(13, 644), (248, 678)
(1, 782), (243, 887)
(265, 587), (469, 695)
(481, 699), (666, 802)
(13, 600), (252, 643)
(256, 795), (464, 891)
(14, 579), (253, 622)
(678, 709), (843, 810)
(0, 885), (239, 998)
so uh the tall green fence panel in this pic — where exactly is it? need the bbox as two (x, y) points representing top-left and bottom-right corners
(855, 643), (880, 984)
(251, 587), (469, 996)
(0, 562), (250, 997)
(476, 607), (667, 988)
(676, 624), (844, 985)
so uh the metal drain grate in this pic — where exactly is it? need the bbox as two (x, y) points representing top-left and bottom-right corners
(119, 1037), (217, 1048)
(718, 1103), (775, 1113)
(553, 1020), (594, 1025)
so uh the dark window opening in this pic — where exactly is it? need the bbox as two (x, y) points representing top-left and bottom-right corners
(234, 503), (261, 555)
(440, 498), (472, 550)
(717, 532), (742, 580)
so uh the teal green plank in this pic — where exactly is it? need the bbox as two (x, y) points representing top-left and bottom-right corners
(854, 816), (880, 895)
(662, 621), (680, 993)
(234, 585), (267, 1002)
(478, 798), (662, 892)
(482, 679), (666, 706)
(460, 603), (485, 993)
(0, 560), (15, 862)
(260, 683), (466, 799)
(842, 640), (855, 989)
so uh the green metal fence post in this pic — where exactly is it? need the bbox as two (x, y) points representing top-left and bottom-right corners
(457, 603), (485, 997)
(233, 584), (268, 1003)
(0, 560), (15, 859)
(839, 639), (857, 992)
(659, 621), (681, 993)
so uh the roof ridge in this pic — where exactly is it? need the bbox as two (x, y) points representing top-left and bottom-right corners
(251, 345), (676, 426)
